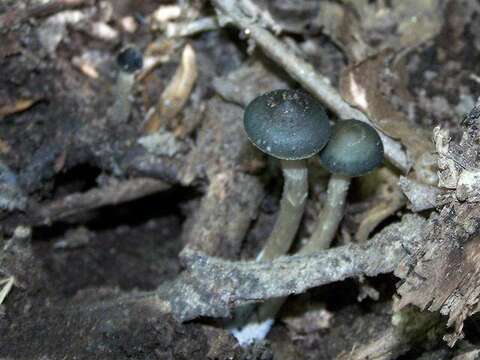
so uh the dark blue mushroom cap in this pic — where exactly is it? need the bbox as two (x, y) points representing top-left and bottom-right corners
(244, 89), (331, 160)
(117, 46), (143, 73)
(319, 119), (384, 177)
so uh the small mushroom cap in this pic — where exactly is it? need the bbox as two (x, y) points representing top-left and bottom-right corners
(117, 46), (143, 73)
(244, 89), (331, 160)
(319, 119), (383, 177)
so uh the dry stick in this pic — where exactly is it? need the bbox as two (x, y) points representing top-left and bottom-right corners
(70, 214), (424, 322)
(32, 177), (170, 225)
(210, 0), (410, 172)
(173, 214), (424, 322)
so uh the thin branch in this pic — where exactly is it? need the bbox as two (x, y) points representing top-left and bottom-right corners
(210, 0), (411, 172)
(74, 214), (425, 321)
(165, 17), (219, 38)
(173, 215), (424, 321)
(31, 177), (170, 225)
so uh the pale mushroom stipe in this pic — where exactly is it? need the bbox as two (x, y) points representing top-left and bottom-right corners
(111, 46), (143, 123)
(305, 118), (384, 252)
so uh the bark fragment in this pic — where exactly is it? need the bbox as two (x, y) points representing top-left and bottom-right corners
(396, 202), (480, 346)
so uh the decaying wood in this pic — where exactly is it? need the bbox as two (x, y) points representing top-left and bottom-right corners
(180, 171), (263, 259)
(396, 202), (480, 346)
(433, 100), (480, 194)
(180, 97), (250, 184)
(394, 100), (480, 347)
(399, 176), (443, 212)
(338, 305), (444, 360)
(174, 96), (266, 257)
(2, 1), (480, 357)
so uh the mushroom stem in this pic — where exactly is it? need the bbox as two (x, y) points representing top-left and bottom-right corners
(302, 173), (350, 253)
(234, 175), (350, 345)
(111, 72), (135, 123)
(229, 159), (308, 341)
(258, 159), (308, 261)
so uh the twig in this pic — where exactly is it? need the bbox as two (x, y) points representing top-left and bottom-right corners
(172, 215), (424, 321)
(165, 17), (219, 38)
(31, 177), (170, 225)
(78, 214), (424, 321)
(62, 214), (425, 328)
(210, 0), (411, 172)
(0, 0), (94, 30)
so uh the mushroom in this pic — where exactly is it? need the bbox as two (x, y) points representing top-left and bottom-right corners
(243, 89), (331, 260)
(111, 46), (143, 123)
(230, 89), (330, 344)
(237, 119), (383, 346)
(304, 118), (384, 252)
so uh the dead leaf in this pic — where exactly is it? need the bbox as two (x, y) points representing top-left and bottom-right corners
(356, 169), (406, 242)
(340, 51), (436, 184)
(0, 99), (38, 118)
(144, 44), (198, 133)
(71, 56), (99, 79)
(341, 0), (444, 58)
(315, 1), (369, 62)
(151, 5), (182, 26)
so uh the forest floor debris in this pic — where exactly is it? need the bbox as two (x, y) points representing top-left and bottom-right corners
(1, 0), (480, 359)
